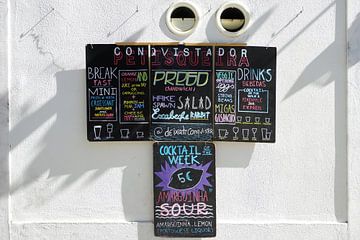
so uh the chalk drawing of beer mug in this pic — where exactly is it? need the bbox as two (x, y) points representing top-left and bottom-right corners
(242, 129), (250, 140)
(218, 129), (229, 140)
(94, 125), (102, 140)
(120, 129), (130, 139)
(261, 128), (272, 141)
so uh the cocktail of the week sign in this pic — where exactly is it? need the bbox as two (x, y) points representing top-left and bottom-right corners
(86, 43), (276, 142)
(153, 142), (216, 237)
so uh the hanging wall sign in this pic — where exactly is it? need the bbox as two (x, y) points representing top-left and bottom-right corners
(86, 44), (150, 141)
(150, 45), (214, 141)
(214, 46), (276, 142)
(153, 142), (216, 237)
(86, 43), (276, 143)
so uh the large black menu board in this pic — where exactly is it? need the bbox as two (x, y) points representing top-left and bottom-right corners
(86, 44), (150, 141)
(86, 43), (277, 143)
(214, 46), (276, 142)
(153, 142), (216, 237)
(150, 45), (214, 141)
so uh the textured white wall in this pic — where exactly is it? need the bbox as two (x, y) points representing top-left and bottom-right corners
(0, 0), (9, 239)
(3, 0), (354, 239)
(348, 0), (360, 239)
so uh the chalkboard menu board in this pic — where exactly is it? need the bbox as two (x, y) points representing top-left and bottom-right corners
(86, 43), (277, 143)
(86, 44), (150, 141)
(150, 45), (214, 141)
(153, 142), (216, 237)
(214, 46), (276, 142)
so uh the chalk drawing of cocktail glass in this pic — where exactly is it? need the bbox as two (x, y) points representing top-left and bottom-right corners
(94, 125), (102, 140)
(251, 128), (257, 141)
(136, 131), (144, 139)
(245, 116), (251, 122)
(261, 128), (272, 141)
(106, 123), (114, 139)
(242, 129), (249, 140)
(218, 129), (229, 140)
(232, 127), (239, 140)
(120, 129), (130, 139)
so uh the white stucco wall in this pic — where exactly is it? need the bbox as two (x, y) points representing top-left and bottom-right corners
(348, 0), (360, 239)
(0, 0), (9, 239)
(1, 0), (359, 239)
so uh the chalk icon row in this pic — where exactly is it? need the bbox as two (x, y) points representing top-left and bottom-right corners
(93, 125), (272, 141)
(93, 124), (145, 140)
(217, 127), (272, 141)
(234, 116), (272, 124)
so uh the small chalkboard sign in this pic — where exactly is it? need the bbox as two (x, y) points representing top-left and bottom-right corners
(153, 142), (216, 238)
(150, 44), (214, 141)
(213, 46), (276, 142)
(86, 44), (150, 141)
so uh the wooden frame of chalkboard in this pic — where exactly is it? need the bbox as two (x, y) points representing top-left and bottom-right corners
(86, 42), (276, 143)
(153, 142), (216, 238)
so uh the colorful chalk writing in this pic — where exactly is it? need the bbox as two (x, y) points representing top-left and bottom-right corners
(150, 45), (214, 141)
(119, 70), (148, 122)
(153, 142), (216, 238)
(86, 44), (150, 141)
(86, 43), (276, 143)
(214, 46), (276, 142)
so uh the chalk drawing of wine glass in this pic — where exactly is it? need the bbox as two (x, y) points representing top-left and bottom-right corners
(106, 123), (114, 139)
(255, 117), (260, 123)
(232, 127), (239, 140)
(245, 116), (251, 123)
(265, 118), (271, 124)
(94, 125), (102, 140)
(237, 116), (242, 123)
(251, 128), (257, 141)
(242, 129), (249, 140)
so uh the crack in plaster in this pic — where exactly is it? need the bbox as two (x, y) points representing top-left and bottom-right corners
(29, 32), (64, 71)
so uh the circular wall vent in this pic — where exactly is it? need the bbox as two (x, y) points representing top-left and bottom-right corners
(216, 2), (250, 37)
(166, 2), (199, 36)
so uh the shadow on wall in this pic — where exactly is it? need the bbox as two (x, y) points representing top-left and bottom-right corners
(348, 13), (360, 67)
(5, 5), (280, 226)
(6, 0), (357, 234)
(0, 92), (9, 198)
(7, 67), (224, 238)
(9, 69), (154, 220)
(282, 0), (352, 222)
